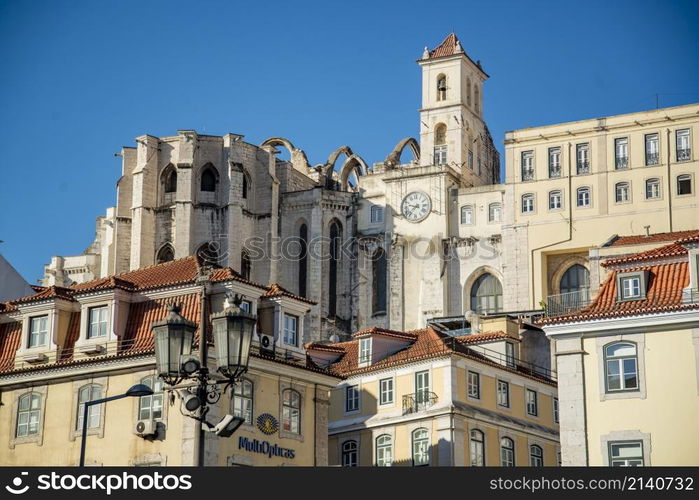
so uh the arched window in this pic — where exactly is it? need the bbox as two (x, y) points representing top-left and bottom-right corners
(76, 384), (103, 430)
(138, 375), (163, 420)
(372, 247), (387, 315)
(501, 437), (515, 466)
(645, 178), (660, 199)
(434, 124), (447, 165)
(615, 182), (630, 203)
(200, 167), (216, 192)
(521, 194), (534, 213)
(241, 250), (251, 280)
(577, 186), (591, 207)
(461, 205), (473, 224)
(560, 264), (589, 295)
(298, 224), (308, 297)
(156, 244), (174, 264)
(466, 78), (472, 107)
(470, 273), (503, 314)
(329, 220), (342, 316)
(604, 342), (638, 392)
(342, 440), (358, 467)
(16, 392), (41, 437)
(412, 428), (430, 466)
(376, 434), (393, 466)
(435, 123), (447, 145)
(163, 166), (177, 194)
(281, 389), (301, 434)
(470, 429), (485, 466)
(530, 445), (544, 466)
(474, 86), (480, 114)
(197, 242), (219, 267)
(549, 190), (562, 210)
(232, 378), (254, 425)
(436, 74), (447, 101)
(488, 202), (502, 222)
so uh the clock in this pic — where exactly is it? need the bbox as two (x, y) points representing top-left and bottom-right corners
(401, 191), (432, 222)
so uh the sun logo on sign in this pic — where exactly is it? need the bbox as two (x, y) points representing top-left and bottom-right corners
(256, 413), (279, 435)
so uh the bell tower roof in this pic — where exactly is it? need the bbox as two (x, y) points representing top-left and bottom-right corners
(420, 33), (488, 78)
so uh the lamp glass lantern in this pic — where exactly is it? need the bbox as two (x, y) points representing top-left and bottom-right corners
(152, 304), (197, 380)
(211, 294), (256, 379)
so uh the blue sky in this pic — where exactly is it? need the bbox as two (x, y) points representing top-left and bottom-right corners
(0, 0), (698, 284)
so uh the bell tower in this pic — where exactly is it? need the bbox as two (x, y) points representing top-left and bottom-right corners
(417, 33), (497, 186)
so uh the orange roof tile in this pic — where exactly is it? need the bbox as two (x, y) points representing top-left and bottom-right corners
(428, 33), (460, 59)
(351, 326), (419, 341)
(602, 241), (688, 267)
(606, 230), (699, 248)
(0, 321), (22, 372)
(456, 331), (513, 344)
(262, 283), (316, 305)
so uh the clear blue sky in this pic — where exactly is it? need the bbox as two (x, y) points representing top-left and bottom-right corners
(1, 0), (698, 284)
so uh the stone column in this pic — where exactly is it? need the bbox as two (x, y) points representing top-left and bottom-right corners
(554, 335), (588, 466)
(314, 385), (331, 466)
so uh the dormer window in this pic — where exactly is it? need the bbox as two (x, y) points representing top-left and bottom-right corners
(87, 306), (108, 339)
(282, 313), (298, 347)
(359, 337), (372, 365)
(617, 271), (648, 301)
(29, 316), (48, 348)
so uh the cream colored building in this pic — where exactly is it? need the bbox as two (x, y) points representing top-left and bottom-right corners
(0, 257), (339, 466)
(311, 315), (559, 467)
(542, 231), (699, 465)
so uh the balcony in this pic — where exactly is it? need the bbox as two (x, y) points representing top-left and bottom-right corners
(545, 288), (591, 318)
(576, 160), (589, 174)
(402, 391), (438, 415)
(677, 148), (691, 162)
(615, 156), (628, 169)
(645, 153), (659, 166)
(549, 166), (561, 178)
(521, 169), (534, 181)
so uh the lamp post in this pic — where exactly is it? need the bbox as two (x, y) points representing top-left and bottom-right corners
(151, 292), (255, 466)
(79, 384), (153, 467)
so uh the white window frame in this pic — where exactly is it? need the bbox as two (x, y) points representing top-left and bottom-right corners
(460, 205), (474, 225)
(359, 337), (372, 365)
(548, 147), (561, 178)
(434, 145), (447, 166)
(525, 388), (538, 417)
(232, 378), (254, 425)
(521, 194), (534, 214)
(576, 143), (590, 174)
(467, 371), (480, 399)
(379, 377), (394, 406)
(615, 137), (629, 169)
(676, 128), (691, 161)
(604, 342), (639, 393)
(500, 437), (515, 466)
(138, 375), (164, 421)
(645, 178), (661, 199)
(282, 313), (298, 347)
(530, 445), (544, 466)
(645, 133), (659, 166)
(28, 315), (48, 348)
(577, 186), (590, 207)
(345, 385), (359, 413)
(677, 174), (692, 195)
(488, 203), (502, 222)
(615, 182), (630, 203)
(521, 151), (534, 181)
(87, 305), (109, 339)
(412, 428), (430, 466)
(376, 435), (393, 467)
(548, 190), (562, 210)
(497, 380), (510, 408)
(470, 429), (485, 466)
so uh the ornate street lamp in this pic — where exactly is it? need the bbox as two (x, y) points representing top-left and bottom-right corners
(152, 304), (197, 385)
(211, 294), (256, 380)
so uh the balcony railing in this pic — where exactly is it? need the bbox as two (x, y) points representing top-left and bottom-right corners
(522, 169), (534, 181)
(549, 166), (561, 178)
(402, 391), (438, 415)
(677, 148), (691, 161)
(645, 152), (659, 166)
(545, 288), (591, 317)
(615, 156), (628, 169)
(576, 160), (589, 174)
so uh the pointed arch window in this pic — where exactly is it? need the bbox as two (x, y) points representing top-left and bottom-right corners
(156, 244), (174, 264)
(241, 250), (251, 280)
(200, 167), (216, 192)
(163, 168), (177, 194)
(470, 273), (503, 314)
(474, 86), (480, 115)
(242, 172), (250, 199)
(372, 247), (387, 315)
(466, 78), (472, 107)
(329, 220), (342, 316)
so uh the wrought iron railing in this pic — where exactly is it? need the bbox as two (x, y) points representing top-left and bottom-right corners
(522, 169), (534, 181)
(548, 166), (561, 178)
(545, 288), (591, 317)
(677, 148), (691, 161)
(615, 156), (628, 169)
(645, 152), (659, 166)
(402, 391), (438, 415)
(576, 160), (590, 174)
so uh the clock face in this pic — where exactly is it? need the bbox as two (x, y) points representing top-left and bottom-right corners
(401, 191), (432, 222)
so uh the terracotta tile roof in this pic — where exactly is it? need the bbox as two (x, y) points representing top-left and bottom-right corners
(605, 230), (699, 248)
(59, 312), (82, 362)
(11, 285), (75, 304)
(428, 33), (460, 59)
(351, 326), (419, 341)
(456, 331), (513, 344)
(542, 261), (696, 325)
(262, 283), (316, 305)
(0, 303), (18, 313)
(304, 342), (346, 353)
(0, 321), (22, 372)
(602, 241), (688, 267)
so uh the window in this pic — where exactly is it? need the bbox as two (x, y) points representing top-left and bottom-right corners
(497, 380), (510, 408)
(29, 315), (48, 348)
(467, 371), (480, 399)
(376, 435), (393, 466)
(16, 392), (41, 437)
(239, 300), (252, 313)
(200, 167), (216, 192)
(282, 314), (298, 346)
(468, 150), (474, 170)
(138, 375), (163, 421)
(615, 137), (628, 169)
(549, 190), (562, 210)
(434, 145), (447, 165)
(372, 248), (387, 315)
(298, 223), (308, 297)
(474, 87), (480, 114)
(521, 194), (534, 213)
(241, 249), (252, 280)
(329, 220), (342, 316)
(548, 147), (561, 178)
(505, 342), (515, 368)
(609, 441), (644, 466)
(345, 385), (359, 412)
(605, 342), (638, 392)
(553, 397), (559, 424)
(470, 273), (503, 314)
(676, 129), (691, 161)
(281, 389), (300, 434)
(163, 168), (177, 193)
(342, 440), (358, 467)
(645, 134), (659, 166)
(526, 389), (538, 416)
(615, 182), (630, 203)
(677, 174), (692, 195)
(488, 203), (502, 222)
(156, 244), (174, 264)
(359, 338), (372, 365)
(530, 445), (544, 466)
(560, 264), (590, 295)
(460, 205), (473, 224)
(88, 306), (108, 339)
(521, 151), (534, 181)
(501, 437), (515, 466)
(232, 378), (254, 425)
(379, 378), (394, 405)
(620, 276), (641, 299)
(412, 428), (430, 466)
(470, 429), (485, 466)
(76, 384), (102, 431)
(436, 74), (446, 101)
(645, 178), (661, 199)
(576, 143), (590, 174)
(370, 205), (384, 223)
(577, 187), (590, 207)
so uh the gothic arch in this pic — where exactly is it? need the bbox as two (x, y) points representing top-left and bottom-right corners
(195, 241), (219, 267)
(260, 137), (311, 172)
(156, 243), (175, 264)
(324, 146), (354, 175)
(550, 256), (589, 295)
(385, 137), (420, 168)
(463, 266), (504, 313)
(339, 154), (369, 191)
